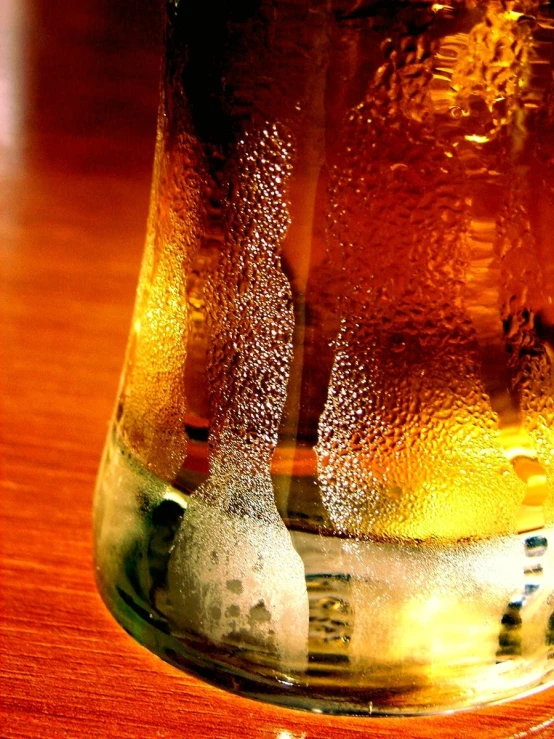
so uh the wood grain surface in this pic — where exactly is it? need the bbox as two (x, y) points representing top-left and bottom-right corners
(1, 1), (554, 737)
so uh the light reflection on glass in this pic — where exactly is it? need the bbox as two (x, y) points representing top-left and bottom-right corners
(276, 731), (308, 739)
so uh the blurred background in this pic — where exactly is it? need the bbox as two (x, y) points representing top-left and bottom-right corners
(1, 0), (162, 476)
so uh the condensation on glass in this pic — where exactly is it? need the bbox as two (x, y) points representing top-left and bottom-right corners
(94, 0), (554, 715)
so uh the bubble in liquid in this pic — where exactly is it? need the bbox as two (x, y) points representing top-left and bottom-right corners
(168, 491), (308, 668)
(315, 17), (534, 542)
(169, 123), (309, 662)
(205, 125), (296, 464)
(498, 178), (554, 527)
(450, 1), (533, 142)
(118, 116), (205, 480)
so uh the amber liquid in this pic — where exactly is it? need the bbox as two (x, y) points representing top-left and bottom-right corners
(95, 0), (554, 714)
(116, 0), (554, 542)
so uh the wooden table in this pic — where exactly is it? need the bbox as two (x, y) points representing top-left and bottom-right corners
(1, 1), (554, 736)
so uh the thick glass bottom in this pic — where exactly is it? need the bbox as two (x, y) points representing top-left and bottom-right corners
(93, 434), (554, 716)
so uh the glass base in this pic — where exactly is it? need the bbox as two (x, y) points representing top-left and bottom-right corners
(94, 434), (554, 716)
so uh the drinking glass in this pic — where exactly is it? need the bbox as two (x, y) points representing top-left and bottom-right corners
(94, 0), (554, 714)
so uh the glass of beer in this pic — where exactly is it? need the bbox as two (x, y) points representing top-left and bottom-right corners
(94, 0), (554, 714)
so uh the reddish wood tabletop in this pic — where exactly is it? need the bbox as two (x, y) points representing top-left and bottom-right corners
(1, 1), (554, 737)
